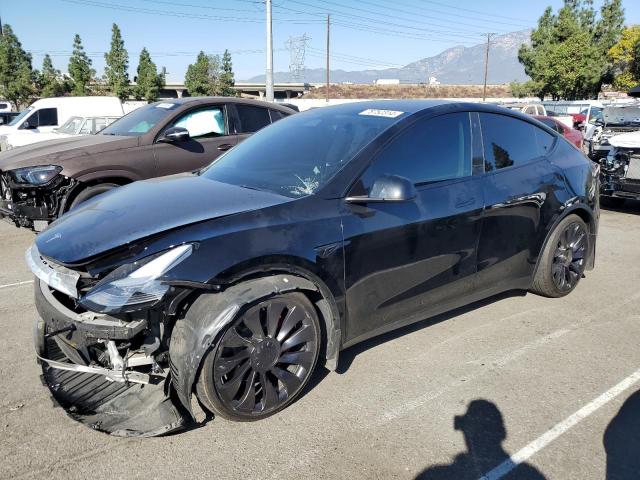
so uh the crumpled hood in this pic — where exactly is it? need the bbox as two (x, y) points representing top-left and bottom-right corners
(35, 173), (292, 264)
(603, 105), (640, 125)
(0, 134), (136, 172)
(608, 130), (640, 148)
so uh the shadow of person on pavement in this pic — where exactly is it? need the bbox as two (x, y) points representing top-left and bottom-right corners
(415, 399), (546, 480)
(604, 389), (640, 480)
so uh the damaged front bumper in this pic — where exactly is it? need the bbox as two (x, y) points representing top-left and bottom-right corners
(0, 172), (75, 231)
(600, 148), (640, 200)
(33, 278), (192, 437)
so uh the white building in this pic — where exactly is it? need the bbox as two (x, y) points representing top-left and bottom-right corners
(374, 78), (400, 85)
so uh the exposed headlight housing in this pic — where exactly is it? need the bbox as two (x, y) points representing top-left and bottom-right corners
(80, 244), (193, 314)
(9, 165), (63, 185)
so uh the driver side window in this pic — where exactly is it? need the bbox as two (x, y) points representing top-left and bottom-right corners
(173, 107), (225, 139)
(355, 112), (472, 195)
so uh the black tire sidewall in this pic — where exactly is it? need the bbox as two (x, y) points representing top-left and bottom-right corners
(539, 215), (589, 297)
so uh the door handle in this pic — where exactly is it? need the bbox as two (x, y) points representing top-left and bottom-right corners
(217, 144), (233, 151)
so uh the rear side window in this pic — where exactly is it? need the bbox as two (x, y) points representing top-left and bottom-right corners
(538, 118), (563, 134)
(236, 105), (271, 133)
(480, 113), (547, 171)
(361, 112), (471, 187)
(269, 109), (287, 122)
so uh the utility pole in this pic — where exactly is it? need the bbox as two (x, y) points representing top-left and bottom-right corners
(482, 33), (494, 102)
(265, 0), (274, 102)
(326, 14), (330, 103)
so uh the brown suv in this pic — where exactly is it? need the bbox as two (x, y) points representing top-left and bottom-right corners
(0, 97), (295, 231)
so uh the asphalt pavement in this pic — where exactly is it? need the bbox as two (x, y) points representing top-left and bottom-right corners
(1, 204), (640, 480)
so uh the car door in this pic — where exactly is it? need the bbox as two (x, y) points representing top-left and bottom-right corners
(475, 112), (558, 294)
(153, 104), (237, 176)
(341, 112), (484, 343)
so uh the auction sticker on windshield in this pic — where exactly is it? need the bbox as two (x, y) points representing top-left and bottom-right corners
(156, 103), (177, 109)
(358, 109), (404, 118)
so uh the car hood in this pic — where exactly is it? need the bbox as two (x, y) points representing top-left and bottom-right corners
(0, 134), (136, 172)
(603, 105), (640, 125)
(35, 173), (293, 264)
(609, 130), (640, 148)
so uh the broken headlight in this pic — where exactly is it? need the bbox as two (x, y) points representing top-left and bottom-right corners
(8, 165), (63, 185)
(80, 244), (193, 314)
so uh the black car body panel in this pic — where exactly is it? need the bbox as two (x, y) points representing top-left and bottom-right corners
(28, 100), (599, 436)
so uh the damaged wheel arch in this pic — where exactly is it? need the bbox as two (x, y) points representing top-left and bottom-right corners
(168, 272), (342, 417)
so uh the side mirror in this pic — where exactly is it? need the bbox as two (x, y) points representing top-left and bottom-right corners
(346, 174), (416, 204)
(158, 126), (190, 143)
(21, 120), (36, 130)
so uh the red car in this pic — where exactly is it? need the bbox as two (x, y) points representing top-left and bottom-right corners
(534, 115), (583, 149)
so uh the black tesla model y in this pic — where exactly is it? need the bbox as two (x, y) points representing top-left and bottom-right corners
(28, 100), (599, 436)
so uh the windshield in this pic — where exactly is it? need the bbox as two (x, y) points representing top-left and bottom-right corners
(8, 108), (32, 127)
(100, 102), (178, 136)
(202, 106), (403, 198)
(57, 116), (84, 135)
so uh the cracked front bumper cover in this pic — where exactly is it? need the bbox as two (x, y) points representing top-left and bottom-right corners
(34, 279), (192, 437)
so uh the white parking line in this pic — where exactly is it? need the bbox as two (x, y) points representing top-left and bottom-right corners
(0, 280), (33, 290)
(478, 367), (640, 480)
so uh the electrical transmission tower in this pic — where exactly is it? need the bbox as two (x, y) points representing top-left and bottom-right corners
(285, 34), (310, 82)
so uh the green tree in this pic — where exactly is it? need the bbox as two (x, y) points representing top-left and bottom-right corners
(68, 34), (95, 96)
(104, 23), (129, 100)
(37, 54), (69, 97)
(608, 25), (640, 90)
(134, 48), (164, 102)
(184, 51), (211, 96)
(219, 49), (236, 96)
(0, 24), (34, 109)
(518, 0), (625, 100)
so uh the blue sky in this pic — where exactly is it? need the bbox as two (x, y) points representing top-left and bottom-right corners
(2, 0), (639, 82)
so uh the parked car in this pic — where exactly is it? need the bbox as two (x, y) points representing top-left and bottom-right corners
(27, 100), (599, 436)
(0, 112), (19, 126)
(598, 128), (640, 207)
(0, 97), (295, 231)
(0, 96), (125, 151)
(1, 115), (121, 150)
(534, 115), (583, 149)
(585, 104), (640, 160)
(0, 100), (12, 113)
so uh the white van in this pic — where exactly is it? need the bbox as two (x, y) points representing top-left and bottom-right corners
(0, 96), (125, 144)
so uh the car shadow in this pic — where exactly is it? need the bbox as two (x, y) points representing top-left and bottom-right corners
(415, 399), (547, 480)
(601, 198), (640, 215)
(336, 290), (528, 374)
(603, 388), (640, 479)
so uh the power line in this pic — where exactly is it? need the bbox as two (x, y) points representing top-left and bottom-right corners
(282, 0), (487, 39)
(59, 0), (324, 24)
(309, 0), (525, 34)
(416, 0), (533, 23)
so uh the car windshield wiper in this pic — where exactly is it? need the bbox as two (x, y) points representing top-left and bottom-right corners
(238, 184), (265, 192)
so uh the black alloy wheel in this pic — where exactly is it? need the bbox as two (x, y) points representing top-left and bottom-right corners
(551, 221), (587, 292)
(531, 214), (589, 298)
(197, 292), (321, 421)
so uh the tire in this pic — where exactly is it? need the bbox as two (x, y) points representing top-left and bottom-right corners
(600, 196), (625, 209)
(531, 214), (589, 298)
(196, 292), (321, 421)
(68, 183), (119, 210)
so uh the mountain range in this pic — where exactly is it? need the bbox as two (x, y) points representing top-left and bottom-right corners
(245, 30), (531, 85)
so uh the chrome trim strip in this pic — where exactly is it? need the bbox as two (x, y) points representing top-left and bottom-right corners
(25, 244), (80, 299)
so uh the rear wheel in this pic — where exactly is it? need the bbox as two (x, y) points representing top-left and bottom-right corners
(531, 214), (589, 298)
(196, 292), (321, 421)
(69, 183), (119, 210)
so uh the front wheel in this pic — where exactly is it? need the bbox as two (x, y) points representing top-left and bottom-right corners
(531, 214), (589, 298)
(68, 183), (119, 210)
(196, 292), (321, 421)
